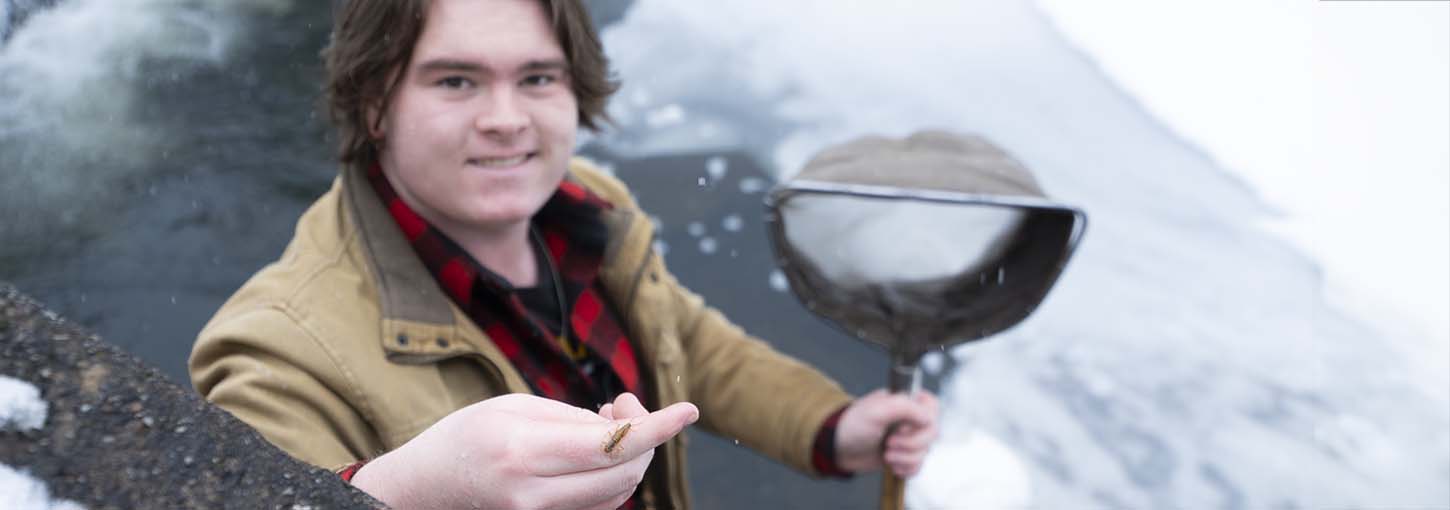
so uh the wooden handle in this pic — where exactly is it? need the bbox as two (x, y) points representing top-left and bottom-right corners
(880, 469), (906, 510)
(881, 358), (916, 510)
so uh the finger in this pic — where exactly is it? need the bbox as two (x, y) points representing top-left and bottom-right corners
(886, 425), (937, 452)
(521, 401), (698, 476)
(486, 393), (609, 424)
(528, 445), (653, 510)
(889, 460), (922, 478)
(611, 392), (650, 420)
(598, 403), (615, 420)
(580, 480), (639, 510)
(884, 444), (928, 465)
(884, 449), (927, 477)
(880, 394), (934, 429)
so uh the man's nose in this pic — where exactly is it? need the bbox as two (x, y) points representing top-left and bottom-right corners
(474, 87), (529, 139)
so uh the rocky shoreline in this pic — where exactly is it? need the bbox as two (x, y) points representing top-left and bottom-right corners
(0, 283), (382, 509)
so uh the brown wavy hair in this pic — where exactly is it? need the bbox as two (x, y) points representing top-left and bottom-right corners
(322, 0), (618, 170)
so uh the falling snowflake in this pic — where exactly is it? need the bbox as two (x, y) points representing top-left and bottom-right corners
(769, 270), (789, 293)
(706, 156), (728, 182)
(738, 177), (769, 194)
(721, 214), (743, 232)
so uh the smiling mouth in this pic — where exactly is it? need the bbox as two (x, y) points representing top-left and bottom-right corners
(467, 153), (535, 168)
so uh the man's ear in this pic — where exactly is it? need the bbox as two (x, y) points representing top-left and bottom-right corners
(366, 103), (385, 139)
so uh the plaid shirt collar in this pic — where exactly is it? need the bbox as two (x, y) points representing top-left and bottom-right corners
(365, 164), (641, 406)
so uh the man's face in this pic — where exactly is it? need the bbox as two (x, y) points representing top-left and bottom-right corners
(374, 0), (578, 235)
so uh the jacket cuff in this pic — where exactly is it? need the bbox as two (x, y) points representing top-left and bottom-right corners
(810, 404), (854, 479)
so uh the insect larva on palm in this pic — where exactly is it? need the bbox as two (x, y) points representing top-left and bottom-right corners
(603, 421), (631, 455)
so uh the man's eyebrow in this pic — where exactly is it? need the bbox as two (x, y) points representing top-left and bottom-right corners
(520, 59), (569, 72)
(416, 59), (484, 73)
(414, 58), (568, 74)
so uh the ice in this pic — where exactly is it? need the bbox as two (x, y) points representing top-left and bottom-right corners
(0, 375), (46, 432)
(604, 0), (1450, 507)
(1036, 0), (1449, 358)
(0, 0), (295, 248)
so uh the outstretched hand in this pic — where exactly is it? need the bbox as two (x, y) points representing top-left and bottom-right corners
(351, 392), (696, 510)
(834, 389), (940, 478)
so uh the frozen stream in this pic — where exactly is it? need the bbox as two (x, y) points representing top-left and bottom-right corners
(1, 0), (1445, 508)
(597, 1), (1449, 508)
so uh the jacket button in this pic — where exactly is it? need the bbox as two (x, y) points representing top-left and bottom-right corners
(396, 333), (409, 346)
(436, 337), (449, 348)
(650, 272), (660, 283)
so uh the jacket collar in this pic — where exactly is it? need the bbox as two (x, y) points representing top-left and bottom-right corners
(339, 161), (651, 362)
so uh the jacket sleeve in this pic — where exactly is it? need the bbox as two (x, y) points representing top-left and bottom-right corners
(189, 305), (385, 471)
(661, 261), (855, 476)
(567, 158), (855, 476)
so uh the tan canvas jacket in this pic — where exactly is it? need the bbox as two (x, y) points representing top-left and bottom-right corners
(189, 158), (853, 509)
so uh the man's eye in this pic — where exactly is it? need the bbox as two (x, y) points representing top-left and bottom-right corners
(521, 74), (557, 87)
(437, 76), (472, 89)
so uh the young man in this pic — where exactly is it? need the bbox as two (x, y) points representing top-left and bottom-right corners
(190, 1), (938, 508)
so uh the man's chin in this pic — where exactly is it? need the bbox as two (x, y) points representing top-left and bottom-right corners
(457, 206), (540, 231)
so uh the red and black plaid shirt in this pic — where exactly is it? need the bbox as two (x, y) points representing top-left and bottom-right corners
(368, 165), (641, 410)
(348, 165), (850, 483)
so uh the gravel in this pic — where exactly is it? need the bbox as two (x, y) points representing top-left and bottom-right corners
(0, 283), (384, 509)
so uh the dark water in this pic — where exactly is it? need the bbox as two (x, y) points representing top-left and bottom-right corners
(0, 1), (898, 507)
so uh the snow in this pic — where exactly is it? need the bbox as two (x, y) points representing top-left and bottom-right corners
(705, 156), (728, 182)
(737, 177), (769, 195)
(644, 103), (686, 129)
(0, 464), (86, 510)
(719, 214), (742, 233)
(908, 425), (1031, 510)
(0, 374), (81, 509)
(1036, 0), (1450, 411)
(685, 221), (705, 237)
(0, 0), (297, 242)
(777, 194), (1024, 288)
(602, 0), (1450, 507)
(919, 351), (945, 377)
(767, 270), (789, 293)
(0, 374), (46, 432)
